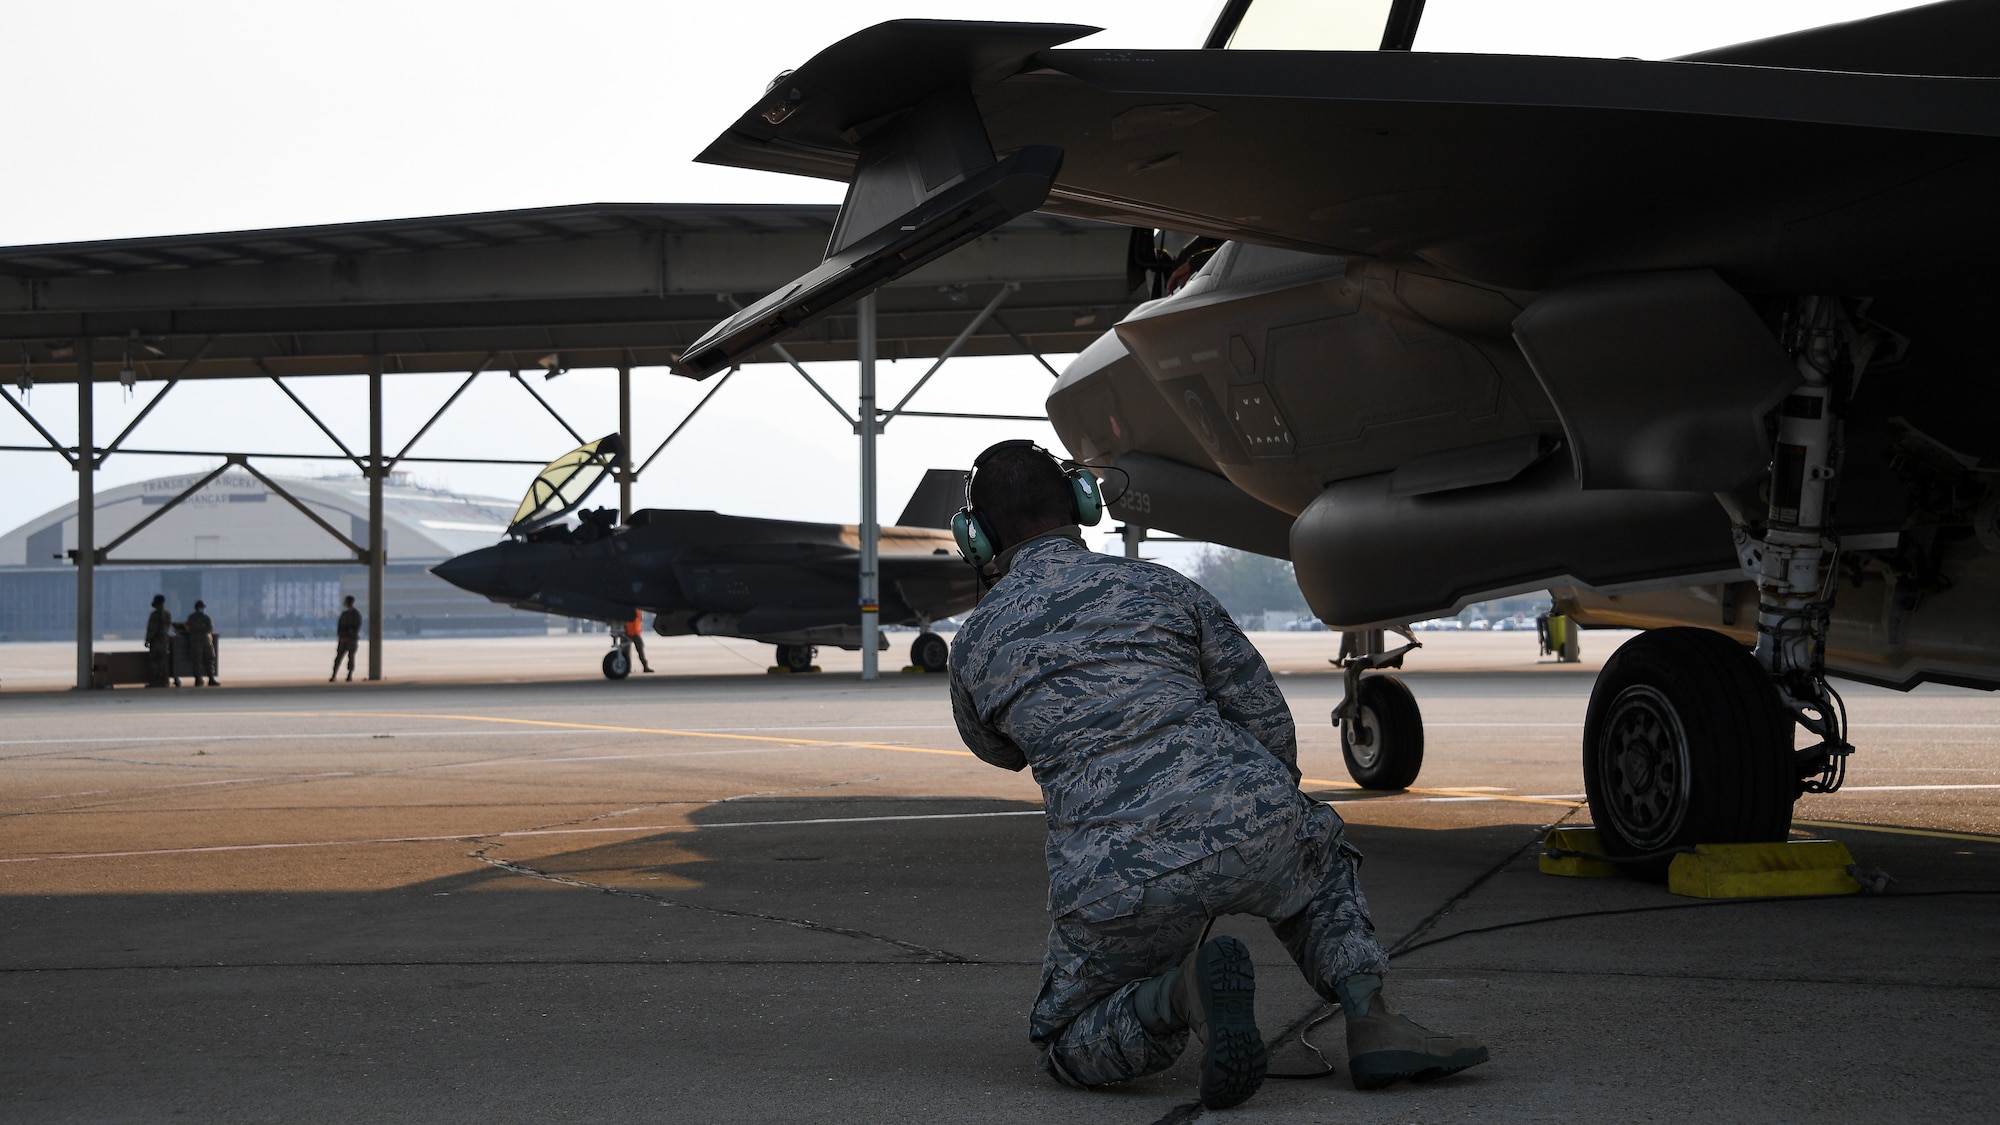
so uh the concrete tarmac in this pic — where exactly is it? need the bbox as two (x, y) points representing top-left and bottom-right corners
(2, 632), (1996, 1122)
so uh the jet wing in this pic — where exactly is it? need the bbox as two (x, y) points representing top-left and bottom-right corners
(697, 20), (2000, 292)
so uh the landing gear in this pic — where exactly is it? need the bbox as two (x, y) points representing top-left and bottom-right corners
(1341, 674), (1425, 790)
(1333, 628), (1424, 790)
(775, 643), (816, 673)
(1582, 628), (1793, 878)
(910, 632), (949, 673)
(602, 645), (631, 680)
(1578, 297), (1885, 875)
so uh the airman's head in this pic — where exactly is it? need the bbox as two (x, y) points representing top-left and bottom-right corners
(968, 444), (1076, 552)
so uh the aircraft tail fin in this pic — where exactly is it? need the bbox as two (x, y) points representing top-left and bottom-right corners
(1675, 0), (2000, 78)
(895, 469), (966, 529)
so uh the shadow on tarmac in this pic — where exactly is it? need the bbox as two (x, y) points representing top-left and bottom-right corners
(3, 798), (1998, 1122)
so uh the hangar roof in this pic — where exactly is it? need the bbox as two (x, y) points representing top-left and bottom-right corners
(0, 203), (1139, 383)
(0, 469), (516, 567)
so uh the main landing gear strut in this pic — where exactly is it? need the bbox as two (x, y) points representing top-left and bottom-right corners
(1583, 295), (1873, 876)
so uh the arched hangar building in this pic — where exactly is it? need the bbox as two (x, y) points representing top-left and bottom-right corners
(0, 470), (542, 641)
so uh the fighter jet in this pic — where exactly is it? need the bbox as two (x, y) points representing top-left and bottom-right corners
(674, 1), (2000, 871)
(431, 436), (978, 677)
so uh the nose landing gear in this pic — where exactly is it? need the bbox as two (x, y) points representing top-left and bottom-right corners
(1333, 628), (1424, 790)
(602, 639), (632, 680)
(910, 631), (949, 674)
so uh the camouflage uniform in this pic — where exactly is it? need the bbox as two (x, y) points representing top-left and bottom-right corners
(333, 604), (362, 681)
(949, 532), (1389, 1089)
(185, 607), (216, 684)
(144, 605), (174, 687)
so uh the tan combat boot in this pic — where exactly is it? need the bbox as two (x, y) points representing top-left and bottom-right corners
(1345, 993), (1489, 1090)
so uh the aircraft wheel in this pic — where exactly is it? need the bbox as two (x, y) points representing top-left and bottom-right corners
(1340, 675), (1424, 790)
(911, 632), (949, 673)
(602, 647), (631, 680)
(780, 644), (816, 673)
(1583, 627), (1794, 880)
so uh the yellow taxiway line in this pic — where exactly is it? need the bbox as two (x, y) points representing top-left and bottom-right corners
(317, 710), (980, 758)
(97, 711), (1998, 847)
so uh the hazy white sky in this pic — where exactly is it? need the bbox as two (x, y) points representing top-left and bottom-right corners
(0, 0), (1934, 565)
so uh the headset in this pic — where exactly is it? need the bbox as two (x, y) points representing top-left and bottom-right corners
(952, 440), (1103, 567)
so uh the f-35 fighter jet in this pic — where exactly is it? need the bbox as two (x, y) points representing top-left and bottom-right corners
(676, 1), (2000, 871)
(431, 436), (977, 677)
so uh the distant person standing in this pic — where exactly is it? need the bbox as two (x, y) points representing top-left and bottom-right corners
(144, 595), (176, 688)
(625, 609), (654, 673)
(185, 600), (217, 686)
(331, 596), (362, 683)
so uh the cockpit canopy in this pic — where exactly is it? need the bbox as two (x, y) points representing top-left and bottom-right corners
(1206, 0), (1423, 51)
(509, 434), (622, 536)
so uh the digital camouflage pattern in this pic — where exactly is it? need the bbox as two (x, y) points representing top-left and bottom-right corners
(1033, 814), (1388, 1087)
(947, 533), (1389, 1087)
(948, 533), (1309, 917)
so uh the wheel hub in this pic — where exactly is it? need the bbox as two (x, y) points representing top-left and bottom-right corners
(1599, 684), (1690, 851)
(1346, 705), (1382, 769)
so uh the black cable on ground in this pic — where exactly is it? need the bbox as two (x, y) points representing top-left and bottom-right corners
(1391, 887), (2000, 960)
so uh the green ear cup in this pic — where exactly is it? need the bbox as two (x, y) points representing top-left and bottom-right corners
(952, 510), (996, 567)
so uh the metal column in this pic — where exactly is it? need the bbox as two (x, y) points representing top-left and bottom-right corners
(857, 294), (880, 680)
(367, 359), (384, 682)
(74, 339), (94, 690)
(617, 362), (633, 522)
(1122, 524), (1145, 559)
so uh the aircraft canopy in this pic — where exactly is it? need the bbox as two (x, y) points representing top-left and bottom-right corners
(510, 435), (621, 534)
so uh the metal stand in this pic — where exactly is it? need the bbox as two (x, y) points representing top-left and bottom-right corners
(367, 359), (385, 683)
(617, 362), (633, 523)
(74, 340), (94, 690)
(857, 294), (880, 681)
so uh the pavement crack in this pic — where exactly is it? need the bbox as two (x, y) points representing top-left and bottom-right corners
(1387, 811), (1577, 957)
(468, 848), (971, 964)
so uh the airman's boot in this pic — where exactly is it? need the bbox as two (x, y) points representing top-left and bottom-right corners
(1341, 979), (1489, 1091)
(1167, 936), (1267, 1109)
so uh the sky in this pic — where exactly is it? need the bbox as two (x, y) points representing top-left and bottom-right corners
(0, 0), (1936, 568)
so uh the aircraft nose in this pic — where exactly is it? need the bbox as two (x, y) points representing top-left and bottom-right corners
(431, 547), (509, 597)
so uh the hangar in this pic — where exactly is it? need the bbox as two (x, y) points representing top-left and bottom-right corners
(0, 202), (1140, 685)
(0, 468), (533, 642)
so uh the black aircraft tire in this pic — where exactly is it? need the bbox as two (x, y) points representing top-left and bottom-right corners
(1582, 627), (1795, 880)
(781, 644), (815, 673)
(602, 648), (631, 680)
(1340, 675), (1424, 790)
(911, 632), (949, 673)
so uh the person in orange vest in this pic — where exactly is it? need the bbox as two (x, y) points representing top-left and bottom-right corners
(625, 609), (654, 673)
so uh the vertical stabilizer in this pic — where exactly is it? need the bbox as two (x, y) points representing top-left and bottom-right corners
(895, 469), (968, 529)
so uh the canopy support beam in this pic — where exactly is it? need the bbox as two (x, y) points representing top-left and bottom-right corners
(881, 283), (1016, 424)
(389, 358), (490, 472)
(509, 366), (585, 445)
(0, 383), (77, 466)
(75, 340), (94, 690)
(265, 368), (365, 471)
(992, 313), (1062, 378)
(858, 293), (880, 682)
(93, 460), (235, 561)
(617, 361), (633, 521)
(635, 367), (736, 478)
(368, 358), (385, 682)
